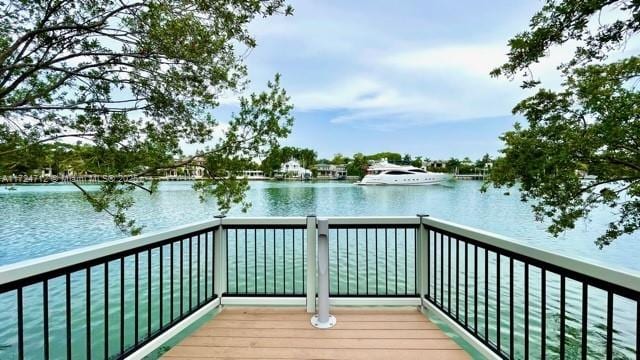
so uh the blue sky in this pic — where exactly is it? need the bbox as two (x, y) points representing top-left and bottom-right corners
(217, 1), (553, 160)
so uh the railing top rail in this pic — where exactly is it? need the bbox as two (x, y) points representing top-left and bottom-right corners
(0, 218), (220, 288)
(219, 216), (420, 227)
(327, 216), (420, 226)
(421, 216), (640, 294)
(221, 216), (308, 227)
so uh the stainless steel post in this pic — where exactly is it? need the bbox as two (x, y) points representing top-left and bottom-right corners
(311, 218), (336, 328)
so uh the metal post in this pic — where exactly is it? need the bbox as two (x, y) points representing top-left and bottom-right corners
(306, 215), (317, 313)
(311, 218), (336, 328)
(214, 215), (226, 298)
(417, 214), (428, 305)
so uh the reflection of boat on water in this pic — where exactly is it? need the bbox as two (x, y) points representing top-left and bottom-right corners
(356, 160), (452, 186)
(5, 184), (17, 191)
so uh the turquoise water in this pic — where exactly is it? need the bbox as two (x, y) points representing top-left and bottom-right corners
(0, 180), (638, 271)
(0, 181), (638, 359)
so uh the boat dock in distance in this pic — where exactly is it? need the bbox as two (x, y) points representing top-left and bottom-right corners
(454, 174), (487, 180)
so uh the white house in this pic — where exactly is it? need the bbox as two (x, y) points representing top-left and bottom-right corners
(279, 159), (311, 179)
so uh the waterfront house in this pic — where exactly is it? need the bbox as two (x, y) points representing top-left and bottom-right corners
(425, 160), (447, 170)
(241, 170), (269, 180)
(277, 159), (312, 179)
(314, 163), (347, 179)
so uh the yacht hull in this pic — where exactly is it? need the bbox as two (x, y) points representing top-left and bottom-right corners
(357, 173), (452, 186)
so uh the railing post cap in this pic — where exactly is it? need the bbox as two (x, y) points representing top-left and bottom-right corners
(306, 214), (316, 218)
(214, 215), (226, 219)
(416, 214), (430, 218)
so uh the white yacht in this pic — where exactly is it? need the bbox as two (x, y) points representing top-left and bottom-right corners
(357, 161), (452, 186)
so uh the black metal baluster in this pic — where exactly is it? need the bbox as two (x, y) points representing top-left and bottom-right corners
(375, 228), (379, 296)
(356, 228), (360, 295)
(541, 269), (546, 360)
(119, 259), (124, 354)
(189, 237), (193, 308)
(484, 248), (488, 341)
(606, 291), (613, 360)
(581, 283), (587, 360)
(86, 268), (91, 359)
(497, 253), (501, 352)
(170, 244), (174, 321)
(456, 238), (459, 318)
(366, 229), (369, 295)
(347, 228), (350, 294)
(560, 275), (565, 359)
(147, 249), (151, 337)
(441, 233), (444, 306)
(356, 228), (359, 295)
(405, 228), (408, 295)
(41, 280), (49, 360)
(293, 228), (296, 294)
(235, 229), (238, 294)
(211, 232), (215, 297)
(203, 237), (207, 302)
(273, 229), (276, 294)
(524, 263), (529, 360)
(17, 287), (23, 360)
(104, 263), (108, 359)
(245, 229), (248, 294)
(160, 246), (164, 326)
(465, 241), (468, 325)
(337, 229), (340, 294)
(385, 228), (389, 295)
(67, 273), (72, 360)
(282, 228), (285, 294)
(264, 228), (267, 293)
(394, 228), (398, 295)
(179, 241), (184, 317)
(636, 300), (639, 360)
(434, 231), (438, 303)
(302, 228), (306, 292)
(474, 245), (478, 335)
(510, 257), (514, 359)
(226, 230), (229, 295)
(197, 234), (201, 304)
(427, 228), (430, 299)
(448, 235), (451, 312)
(135, 253), (139, 343)
(255, 229), (258, 294)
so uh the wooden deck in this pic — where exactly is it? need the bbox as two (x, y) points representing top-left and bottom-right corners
(163, 307), (470, 359)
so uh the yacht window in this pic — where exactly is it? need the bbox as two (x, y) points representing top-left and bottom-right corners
(386, 171), (411, 175)
(409, 169), (426, 173)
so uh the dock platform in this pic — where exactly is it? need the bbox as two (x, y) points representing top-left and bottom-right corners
(163, 306), (470, 359)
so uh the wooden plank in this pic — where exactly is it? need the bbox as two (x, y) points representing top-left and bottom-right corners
(162, 307), (470, 360)
(189, 328), (451, 339)
(177, 336), (461, 350)
(163, 346), (470, 360)
(217, 313), (427, 322)
(202, 320), (438, 330)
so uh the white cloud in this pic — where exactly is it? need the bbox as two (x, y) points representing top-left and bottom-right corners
(380, 44), (509, 78)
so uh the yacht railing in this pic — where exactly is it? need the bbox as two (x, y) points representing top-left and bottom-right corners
(0, 215), (638, 360)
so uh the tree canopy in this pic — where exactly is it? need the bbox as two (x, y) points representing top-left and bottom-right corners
(487, 0), (640, 247)
(0, 0), (294, 234)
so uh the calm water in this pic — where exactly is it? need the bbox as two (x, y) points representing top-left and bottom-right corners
(0, 180), (638, 270)
(0, 181), (638, 359)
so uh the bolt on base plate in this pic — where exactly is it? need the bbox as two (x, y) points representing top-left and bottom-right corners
(310, 314), (336, 329)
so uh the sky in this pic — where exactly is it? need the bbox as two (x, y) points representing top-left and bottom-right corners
(212, 0), (568, 160)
